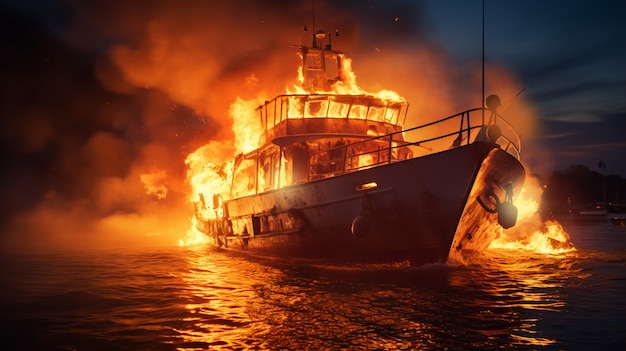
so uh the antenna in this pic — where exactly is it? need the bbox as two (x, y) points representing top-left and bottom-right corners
(311, 0), (316, 47)
(303, 26), (307, 46)
(501, 88), (525, 113)
(482, 0), (485, 125)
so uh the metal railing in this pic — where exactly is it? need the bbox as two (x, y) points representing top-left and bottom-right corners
(256, 93), (409, 130)
(307, 108), (521, 181)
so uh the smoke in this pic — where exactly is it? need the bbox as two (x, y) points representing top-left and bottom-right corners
(1, 0), (537, 252)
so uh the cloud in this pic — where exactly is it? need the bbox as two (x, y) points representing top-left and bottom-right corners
(540, 131), (580, 140)
(570, 141), (626, 151)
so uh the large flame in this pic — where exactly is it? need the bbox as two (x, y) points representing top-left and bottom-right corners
(178, 49), (407, 246)
(489, 176), (575, 254)
(140, 169), (169, 200)
(290, 56), (403, 101)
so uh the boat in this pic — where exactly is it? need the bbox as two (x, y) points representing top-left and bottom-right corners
(575, 158), (626, 224)
(576, 202), (626, 224)
(192, 27), (525, 264)
(610, 217), (626, 227)
(577, 203), (609, 221)
(608, 203), (626, 226)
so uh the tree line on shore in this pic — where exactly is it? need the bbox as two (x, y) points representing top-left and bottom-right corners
(538, 164), (626, 215)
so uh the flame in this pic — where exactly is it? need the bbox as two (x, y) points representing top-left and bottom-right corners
(185, 142), (234, 212)
(139, 169), (169, 199)
(178, 220), (209, 247)
(180, 49), (407, 245)
(290, 56), (405, 103)
(230, 97), (265, 154)
(489, 177), (575, 254)
(490, 220), (572, 253)
(512, 187), (539, 221)
(179, 96), (266, 245)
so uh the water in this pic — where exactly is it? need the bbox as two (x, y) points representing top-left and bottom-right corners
(1, 220), (625, 350)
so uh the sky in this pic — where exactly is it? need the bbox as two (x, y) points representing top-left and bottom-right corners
(428, 0), (626, 179)
(1, 0), (624, 250)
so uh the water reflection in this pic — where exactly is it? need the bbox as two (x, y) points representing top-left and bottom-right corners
(452, 249), (588, 348)
(176, 245), (589, 350)
(2, 235), (619, 350)
(178, 247), (276, 349)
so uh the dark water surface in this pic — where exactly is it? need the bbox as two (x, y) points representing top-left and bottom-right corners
(1, 220), (625, 350)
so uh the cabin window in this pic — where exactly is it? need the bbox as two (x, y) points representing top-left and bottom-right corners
(287, 96), (303, 119)
(350, 104), (368, 120)
(327, 100), (350, 118)
(303, 53), (324, 91)
(384, 107), (400, 124)
(283, 143), (309, 185)
(367, 106), (387, 122)
(258, 147), (280, 191)
(231, 156), (257, 198)
(304, 99), (329, 118)
(308, 138), (348, 180)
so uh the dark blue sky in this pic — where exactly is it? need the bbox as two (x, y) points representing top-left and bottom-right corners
(423, 0), (626, 177)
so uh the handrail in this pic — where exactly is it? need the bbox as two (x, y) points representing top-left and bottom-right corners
(307, 108), (521, 181)
(257, 93), (409, 130)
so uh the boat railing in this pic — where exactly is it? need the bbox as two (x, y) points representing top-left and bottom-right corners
(307, 108), (521, 181)
(257, 93), (410, 130)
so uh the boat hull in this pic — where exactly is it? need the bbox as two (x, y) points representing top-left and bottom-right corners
(196, 142), (524, 264)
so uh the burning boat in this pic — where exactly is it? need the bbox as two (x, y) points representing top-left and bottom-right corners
(192, 28), (525, 264)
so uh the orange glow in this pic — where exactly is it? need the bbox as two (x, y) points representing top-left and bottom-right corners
(489, 176), (575, 254)
(179, 48), (408, 245)
(289, 55), (405, 104)
(230, 97), (265, 154)
(140, 169), (169, 199)
(184, 141), (234, 216)
(512, 186), (539, 221)
(490, 220), (572, 253)
(178, 221), (209, 247)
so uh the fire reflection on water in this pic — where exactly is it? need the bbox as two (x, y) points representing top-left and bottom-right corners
(178, 248), (442, 350)
(174, 242), (588, 350)
(2, 230), (612, 350)
(176, 247), (274, 349)
(459, 248), (584, 348)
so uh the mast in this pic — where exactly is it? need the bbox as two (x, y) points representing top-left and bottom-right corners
(311, 0), (316, 47)
(482, 0), (485, 125)
(600, 157), (607, 206)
